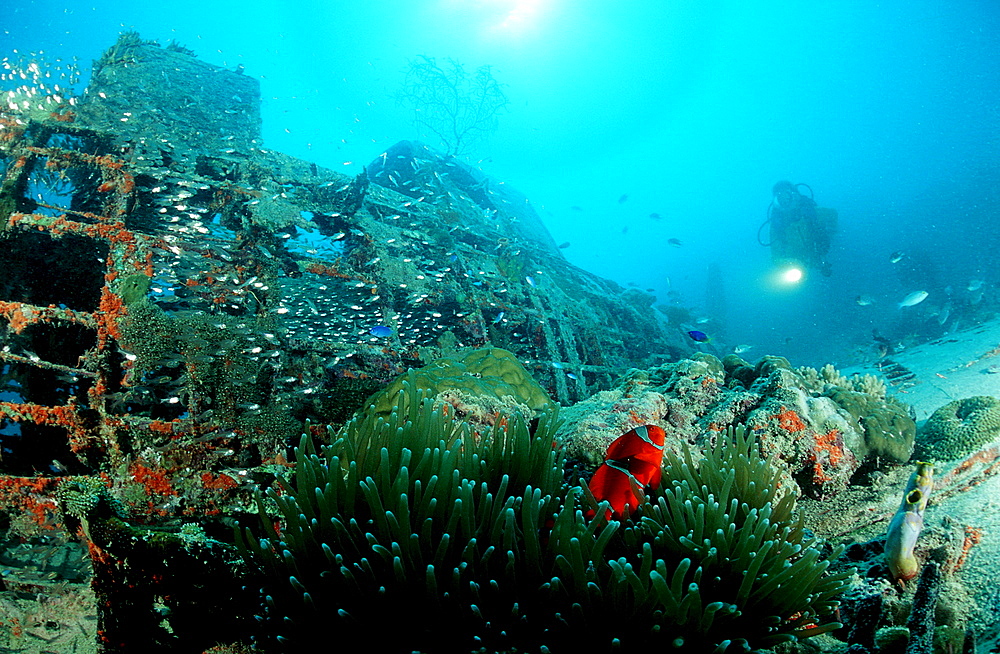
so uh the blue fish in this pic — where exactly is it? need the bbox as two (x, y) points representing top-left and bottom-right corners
(369, 325), (393, 337)
(687, 330), (710, 342)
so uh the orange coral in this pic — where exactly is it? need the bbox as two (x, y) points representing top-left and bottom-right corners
(305, 262), (351, 279)
(201, 472), (238, 491)
(129, 462), (177, 496)
(48, 109), (76, 123)
(0, 476), (62, 530)
(0, 301), (34, 333)
(148, 420), (178, 435)
(97, 286), (126, 346)
(774, 406), (806, 432)
(810, 428), (844, 485)
(949, 526), (982, 573)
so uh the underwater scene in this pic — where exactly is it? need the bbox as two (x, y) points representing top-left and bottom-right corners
(1, 1), (999, 652)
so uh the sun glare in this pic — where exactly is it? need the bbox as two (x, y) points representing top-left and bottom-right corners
(496, 0), (542, 31)
(434, 0), (551, 43)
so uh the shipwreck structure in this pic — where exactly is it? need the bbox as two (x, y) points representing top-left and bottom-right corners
(0, 34), (691, 649)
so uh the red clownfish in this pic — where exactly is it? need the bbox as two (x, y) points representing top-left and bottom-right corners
(586, 425), (667, 520)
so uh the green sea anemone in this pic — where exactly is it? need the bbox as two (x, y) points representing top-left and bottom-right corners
(237, 375), (567, 651)
(620, 426), (851, 651)
(237, 375), (849, 652)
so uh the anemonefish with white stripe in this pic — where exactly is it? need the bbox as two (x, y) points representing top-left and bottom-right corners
(586, 425), (667, 520)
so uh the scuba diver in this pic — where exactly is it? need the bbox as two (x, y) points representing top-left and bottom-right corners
(759, 181), (837, 276)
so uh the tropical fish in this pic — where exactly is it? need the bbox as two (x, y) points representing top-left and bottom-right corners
(557, 241), (571, 249)
(733, 344), (753, 354)
(492, 311), (505, 324)
(936, 303), (951, 325)
(649, 212), (662, 220)
(889, 251), (906, 263)
(369, 325), (393, 337)
(618, 194), (629, 204)
(898, 290), (928, 308)
(570, 205), (584, 211)
(968, 279), (984, 291)
(667, 238), (682, 247)
(525, 275), (536, 288)
(872, 330), (893, 358)
(587, 425), (666, 520)
(855, 295), (875, 306)
(687, 330), (710, 342)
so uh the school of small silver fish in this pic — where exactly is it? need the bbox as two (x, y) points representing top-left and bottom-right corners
(1, 51), (81, 114)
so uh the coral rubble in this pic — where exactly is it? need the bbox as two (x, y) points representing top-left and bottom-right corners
(559, 353), (916, 497)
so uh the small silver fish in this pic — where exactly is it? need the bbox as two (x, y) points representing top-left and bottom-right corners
(898, 290), (928, 308)
(856, 295), (875, 306)
(733, 344), (752, 354)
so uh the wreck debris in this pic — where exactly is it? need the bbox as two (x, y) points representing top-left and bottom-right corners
(0, 35), (695, 648)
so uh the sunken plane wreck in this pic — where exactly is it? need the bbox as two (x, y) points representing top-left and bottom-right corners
(0, 34), (699, 649)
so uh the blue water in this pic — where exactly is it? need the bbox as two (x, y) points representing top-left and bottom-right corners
(5, 0), (999, 368)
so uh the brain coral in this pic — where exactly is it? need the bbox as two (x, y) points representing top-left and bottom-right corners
(915, 395), (1000, 461)
(366, 346), (554, 418)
